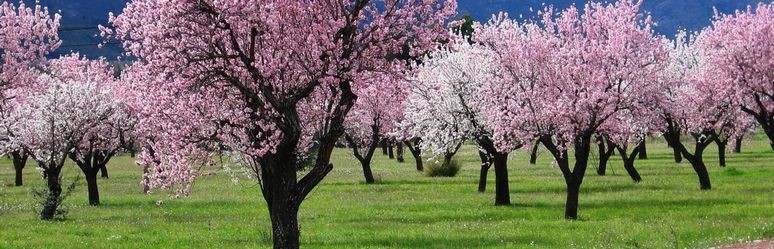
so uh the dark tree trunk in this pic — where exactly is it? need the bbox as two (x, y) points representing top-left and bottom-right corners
(529, 140), (540, 165)
(404, 139), (423, 171)
(541, 134), (592, 220)
(396, 142), (404, 163)
(345, 126), (380, 184)
(381, 140), (388, 155)
(637, 141), (648, 160)
(565, 178), (581, 220)
(477, 150), (491, 193)
(616, 146), (642, 183)
(11, 151), (28, 186)
(361, 161), (375, 184)
(596, 137), (615, 176)
(100, 164), (109, 178)
(85, 170), (100, 206)
(716, 138), (727, 167)
(477, 137), (512, 206)
(40, 168), (62, 220)
(664, 131), (683, 163)
(492, 152), (510, 206)
(262, 161), (302, 249)
(733, 135), (743, 153)
(674, 133), (715, 190)
(387, 141), (394, 159)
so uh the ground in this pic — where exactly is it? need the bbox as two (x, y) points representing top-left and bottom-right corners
(0, 134), (772, 248)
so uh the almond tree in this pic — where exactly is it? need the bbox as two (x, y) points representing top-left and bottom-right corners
(480, 0), (668, 219)
(401, 33), (516, 205)
(700, 3), (774, 151)
(661, 30), (748, 190)
(344, 73), (408, 184)
(0, 1), (60, 186)
(12, 75), (117, 219)
(47, 54), (135, 206)
(106, 1), (455, 247)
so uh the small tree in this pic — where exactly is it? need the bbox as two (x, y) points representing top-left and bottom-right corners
(0, 1), (60, 187)
(401, 32), (516, 205)
(47, 54), (135, 205)
(13, 75), (116, 219)
(344, 73), (407, 184)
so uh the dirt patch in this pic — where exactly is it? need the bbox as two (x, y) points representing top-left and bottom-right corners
(712, 240), (774, 249)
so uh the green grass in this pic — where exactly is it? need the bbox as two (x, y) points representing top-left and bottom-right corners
(0, 135), (772, 248)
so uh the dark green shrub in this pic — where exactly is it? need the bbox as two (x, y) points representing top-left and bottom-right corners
(425, 159), (461, 177)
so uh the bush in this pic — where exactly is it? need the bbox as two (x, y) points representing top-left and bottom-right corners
(425, 159), (461, 177)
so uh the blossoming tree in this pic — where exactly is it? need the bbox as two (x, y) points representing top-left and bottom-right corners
(0, 1), (60, 187)
(106, 0), (456, 247)
(47, 54), (135, 206)
(12, 73), (118, 219)
(344, 73), (408, 184)
(402, 33), (516, 204)
(699, 3), (774, 151)
(480, 0), (668, 219)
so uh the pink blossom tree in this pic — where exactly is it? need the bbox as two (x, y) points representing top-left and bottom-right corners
(106, 0), (456, 247)
(661, 30), (749, 190)
(344, 73), (408, 184)
(699, 3), (774, 151)
(0, 1), (60, 187)
(479, 0), (668, 219)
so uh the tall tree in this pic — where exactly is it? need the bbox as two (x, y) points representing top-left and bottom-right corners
(479, 0), (668, 219)
(700, 3), (774, 151)
(106, 1), (455, 247)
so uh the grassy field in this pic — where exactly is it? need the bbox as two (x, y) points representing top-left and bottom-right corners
(0, 135), (772, 248)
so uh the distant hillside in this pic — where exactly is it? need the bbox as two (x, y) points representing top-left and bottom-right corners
(457, 0), (768, 37)
(19, 0), (128, 59)
(19, 0), (771, 60)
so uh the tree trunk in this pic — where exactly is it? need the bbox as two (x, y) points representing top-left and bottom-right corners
(264, 169), (301, 249)
(477, 150), (490, 193)
(687, 156), (711, 190)
(361, 161), (375, 184)
(404, 140), (423, 171)
(142, 164), (150, 194)
(665, 132), (683, 163)
(529, 140), (540, 165)
(733, 135), (743, 153)
(565, 179), (581, 220)
(596, 138), (614, 176)
(716, 138), (727, 167)
(675, 135), (713, 190)
(100, 163), (109, 178)
(40, 168), (62, 220)
(637, 141), (648, 159)
(11, 151), (28, 186)
(381, 140), (388, 155)
(617, 146), (642, 183)
(542, 134), (591, 220)
(492, 153), (510, 206)
(396, 142), (404, 163)
(387, 141), (394, 159)
(85, 170), (100, 206)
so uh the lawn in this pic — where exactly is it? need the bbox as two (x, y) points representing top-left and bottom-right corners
(0, 135), (772, 248)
